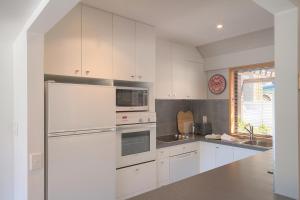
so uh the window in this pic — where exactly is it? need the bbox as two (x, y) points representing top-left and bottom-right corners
(229, 62), (275, 135)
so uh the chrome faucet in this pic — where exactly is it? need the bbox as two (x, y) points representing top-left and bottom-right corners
(244, 124), (255, 141)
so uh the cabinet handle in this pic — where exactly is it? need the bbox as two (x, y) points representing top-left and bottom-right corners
(138, 75), (142, 79)
(74, 69), (80, 74)
(130, 75), (135, 78)
(85, 70), (90, 75)
(135, 168), (140, 172)
(160, 161), (164, 164)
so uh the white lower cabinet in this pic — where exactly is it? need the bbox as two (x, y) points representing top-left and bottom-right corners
(117, 161), (157, 200)
(156, 143), (199, 186)
(199, 141), (261, 172)
(199, 142), (215, 173)
(215, 144), (234, 168)
(169, 151), (199, 183)
(155, 142), (262, 192)
(157, 158), (170, 187)
(233, 147), (260, 161)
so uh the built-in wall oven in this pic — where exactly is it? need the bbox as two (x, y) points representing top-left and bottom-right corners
(116, 87), (149, 112)
(116, 112), (156, 168)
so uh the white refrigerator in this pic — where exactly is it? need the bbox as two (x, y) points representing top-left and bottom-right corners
(45, 82), (116, 200)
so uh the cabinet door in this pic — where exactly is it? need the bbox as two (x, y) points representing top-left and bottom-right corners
(155, 40), (173, 99)
(199, 142), (216, 173)
(117, 161), (157, 200)
(215, 144), (234, 168)
(233, 147), (260, 161)
(44, 4), (82, 76)
(157, 158), (170, 187)
(113, 15), (136, 81)
(172, 59), (188, 99)
(185, 61), (205, 99)
(169, 151), (199, 183)
(135, 22), (155, 82)
(82, 6), (113, 79)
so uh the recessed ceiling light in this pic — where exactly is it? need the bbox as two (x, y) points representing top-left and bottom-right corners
(217, 24), (223, 29)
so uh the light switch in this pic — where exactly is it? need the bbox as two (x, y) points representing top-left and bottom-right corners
(30, 153), (43, 171)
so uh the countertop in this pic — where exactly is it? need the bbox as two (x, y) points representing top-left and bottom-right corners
(157, 134), (271, 151)
(129, 150), (293, 200)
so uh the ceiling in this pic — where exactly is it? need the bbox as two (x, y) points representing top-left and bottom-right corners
(0, 0), (42, 44)
(82, 0), (274, 46)
(198, 27), (274, 58)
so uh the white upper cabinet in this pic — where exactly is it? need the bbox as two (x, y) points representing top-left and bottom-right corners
(155, 40), (173, 98)
(45, 5), (156, 82)
(82, 6), (113, 79)
(172, 60), (188, 99)
(113, 15), (136, 81)
(185, 60), (205, 99)
(135, 22), (156, 82)
(156, 39), (205, 99)
(44, 4), (82, 76)
(113, 16), (156, 82)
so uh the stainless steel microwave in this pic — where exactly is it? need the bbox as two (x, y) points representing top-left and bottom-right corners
(116, 87), (149, 112)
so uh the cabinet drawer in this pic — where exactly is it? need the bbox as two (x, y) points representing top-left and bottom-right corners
(169, 142), (198, 156)
(117, 161), (157, 200)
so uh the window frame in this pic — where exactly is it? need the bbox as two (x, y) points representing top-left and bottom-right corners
(229, 61), (275, 135)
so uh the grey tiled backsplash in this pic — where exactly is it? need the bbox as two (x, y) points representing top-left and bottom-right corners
(155, 99), (229, 137)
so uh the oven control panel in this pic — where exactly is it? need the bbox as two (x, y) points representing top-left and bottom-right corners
(117, 112), (156, 125)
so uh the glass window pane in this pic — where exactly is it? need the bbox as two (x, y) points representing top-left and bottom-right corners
(235, 68), (275, 135)
(116, 89), (148, 107)
(122, 131), (150, 156)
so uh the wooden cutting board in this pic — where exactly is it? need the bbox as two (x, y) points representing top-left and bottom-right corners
(177, 111), (194, 134)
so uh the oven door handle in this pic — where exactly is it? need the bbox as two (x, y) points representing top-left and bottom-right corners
(117, 123), (156, 133)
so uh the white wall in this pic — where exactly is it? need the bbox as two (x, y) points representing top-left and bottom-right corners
(13, 32), (29, 200)
(203, 44), (274, 100)
(273, 7), (299, 199)
(204, 45), (274, 71)
(13, 1), (80, 200)
(27, 32), (45, 200)
(0, 41), (14, 200)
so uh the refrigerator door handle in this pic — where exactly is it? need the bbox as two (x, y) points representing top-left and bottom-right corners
(48, 128), (116, 137)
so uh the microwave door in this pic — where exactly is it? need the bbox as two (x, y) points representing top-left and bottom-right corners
(116, 87), (149, 111)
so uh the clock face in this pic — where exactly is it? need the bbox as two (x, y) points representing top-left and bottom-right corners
(208, 74), (226, 95)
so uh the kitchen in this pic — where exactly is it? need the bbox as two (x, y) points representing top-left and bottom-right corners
(42, 1), (278, 199)
(1, 1), (299, 200)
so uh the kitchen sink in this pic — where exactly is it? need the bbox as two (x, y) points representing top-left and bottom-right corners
(242, 140), (272, 148)
(157, 134), (190, 143)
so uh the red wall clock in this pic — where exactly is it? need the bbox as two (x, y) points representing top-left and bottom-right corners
(208, 74), (226, 95)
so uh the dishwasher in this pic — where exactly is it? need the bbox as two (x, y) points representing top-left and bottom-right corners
(169, 150), (200, 183)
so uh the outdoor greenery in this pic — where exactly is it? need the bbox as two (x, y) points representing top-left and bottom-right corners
(237, 118), (271, 135)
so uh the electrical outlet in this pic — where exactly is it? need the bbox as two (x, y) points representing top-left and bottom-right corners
(30, 153), (43, 171)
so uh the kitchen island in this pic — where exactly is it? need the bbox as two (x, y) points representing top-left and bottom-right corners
(129, 150), (293, 200)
